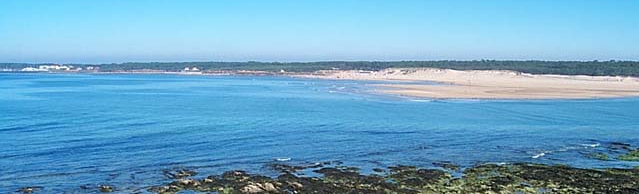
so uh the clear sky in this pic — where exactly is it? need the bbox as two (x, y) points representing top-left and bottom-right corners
(1, 0), (638, 63)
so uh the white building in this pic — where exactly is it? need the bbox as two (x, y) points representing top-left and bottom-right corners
(21, 67), (47, 72)
(86, 66), (100, 71)
(38, 64), (72, 71)
(183, 67), (200, 72)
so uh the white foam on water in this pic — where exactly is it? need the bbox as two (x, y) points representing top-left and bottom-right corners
(275, 157), (291, 162)
(532, 153), (545, 159)
(532, 151), (552, 159)
(579, 143), (600, 148)
(440, 99), (485, 104)
(409, 99), (433, 102)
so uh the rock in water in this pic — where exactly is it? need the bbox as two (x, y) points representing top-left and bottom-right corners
(18, 186), (42, 193)
(98, 185), (113, 192)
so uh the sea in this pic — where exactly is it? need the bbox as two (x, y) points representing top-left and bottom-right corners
(1, 73), (638, 193)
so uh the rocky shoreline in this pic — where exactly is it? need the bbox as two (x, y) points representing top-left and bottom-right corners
(147, 162), (639, 194)
(18, 161), (639, 194)
(16, 144), (639, 193)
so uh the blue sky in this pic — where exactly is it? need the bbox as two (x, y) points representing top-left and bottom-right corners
(1, 0), (638, 63)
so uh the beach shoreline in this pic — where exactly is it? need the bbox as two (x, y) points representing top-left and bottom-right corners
(294, 68), (639, 99)
(6, 68), (639, 99)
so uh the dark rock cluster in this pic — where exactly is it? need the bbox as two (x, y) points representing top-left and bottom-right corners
(144, 162), (639, 194)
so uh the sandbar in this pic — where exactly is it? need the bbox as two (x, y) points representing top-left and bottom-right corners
(296, 68), (639, 99)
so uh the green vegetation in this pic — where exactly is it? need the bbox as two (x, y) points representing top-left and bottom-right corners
(3, 60), (639, 76)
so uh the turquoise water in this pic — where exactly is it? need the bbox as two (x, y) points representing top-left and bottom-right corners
(1, 73), (638, 192)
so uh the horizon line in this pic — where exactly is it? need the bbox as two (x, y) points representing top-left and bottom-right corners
(2, 59), (638, 65)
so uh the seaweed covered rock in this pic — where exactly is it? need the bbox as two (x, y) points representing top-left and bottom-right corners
(312, 166), (397, 193)
(163, 169), (197, 179)
(432, 161), (461, 171)
(456, 163), (639, 193)
(586, 152), (610, 161)
(147, 163), (639, 194)
(609, 142), (633, 151)
(618, 149), (639, 161)
(149, 170), (283, 194)
(387, 165), (450, 192)
(17, 186), (43, 194)
(98, 185), (114, 192)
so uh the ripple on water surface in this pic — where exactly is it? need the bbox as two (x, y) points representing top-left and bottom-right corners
(1, 73), (639, 192)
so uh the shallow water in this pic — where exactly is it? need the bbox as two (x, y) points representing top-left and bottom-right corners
(1, 73), (638, 192)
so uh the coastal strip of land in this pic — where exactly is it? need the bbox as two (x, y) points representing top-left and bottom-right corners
(296, 68), (639, 99)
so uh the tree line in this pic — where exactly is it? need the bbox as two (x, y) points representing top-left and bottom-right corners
(2, 60), (639, 76)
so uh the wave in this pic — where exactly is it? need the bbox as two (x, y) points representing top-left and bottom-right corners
(532, 151), (551, 159)
(409, 99), (433, 102)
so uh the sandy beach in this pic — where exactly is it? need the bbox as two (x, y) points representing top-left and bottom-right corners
(297, 68), (639, 99)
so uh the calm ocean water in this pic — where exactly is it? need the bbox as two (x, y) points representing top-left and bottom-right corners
(1, 73), (638, 192)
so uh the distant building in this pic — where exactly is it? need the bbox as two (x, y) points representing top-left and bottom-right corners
(38, 64), (72, 71)
(21, 67), (47, 72)
(85, 66), (100, 71)
(183, 67), (200, 72)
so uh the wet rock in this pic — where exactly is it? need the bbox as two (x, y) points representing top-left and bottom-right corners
(268, 163), (307, 173)
(587, 152), (610, 160)
(288, 181), (303, 190)
(240, 184), (263, 193)
(163, 169), (197, 179)
(176, 178), (200, 187)
(388, 165), (449, 189)
(98, 185), (114, 192)
(144, 163), (639, 194)
(317, 166), (398, 193)
(314, 167), (361, 180)
(148, 185), (181, 194)
(240, 182), (279, 193)
(336, 166), (360, 172)
(388, 165), (417, 173)
(203, 177), (215, 183)
(261, 182), (278, 192)
(460, 163), (639, 193)
(609, 142), (632, 150)
(372, 168), (385, 173)
(222, 170), (251, 182)
(17, 186), (42, 193)
(432, 161), (461, 171)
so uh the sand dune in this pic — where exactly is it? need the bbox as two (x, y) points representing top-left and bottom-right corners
(297, 68), (639, 99)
